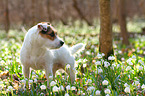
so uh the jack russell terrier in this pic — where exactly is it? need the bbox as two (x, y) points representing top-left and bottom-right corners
(20, 22), (84, 87)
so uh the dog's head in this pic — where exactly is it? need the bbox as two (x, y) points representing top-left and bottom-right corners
(37, 22), (64, 49)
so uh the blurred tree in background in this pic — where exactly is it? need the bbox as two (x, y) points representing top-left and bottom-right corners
(0, 0), (144, 29)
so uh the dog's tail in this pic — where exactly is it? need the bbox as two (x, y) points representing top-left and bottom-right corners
(70, 43), (85, 54)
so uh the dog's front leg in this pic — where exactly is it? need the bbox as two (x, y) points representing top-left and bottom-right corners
(22, 65), (30, 78)
(45, 66), (53, 87)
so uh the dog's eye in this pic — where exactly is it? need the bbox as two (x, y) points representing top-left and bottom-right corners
(49, 31), (55, 37)
(41, 30), (47, 34)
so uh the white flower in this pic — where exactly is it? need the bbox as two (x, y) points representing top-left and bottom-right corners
(6, 86), (13, 92)
(102, 80), (109, 85)
(124, 87), (130, 93)
(78, 90), (83, 94)
(118, 50), (122, 54)
(29, 80), (33, 84)
(98, 68), (103, 73)
(40, 85), (46, 90)
(8, 86), (13, 90)
(124, 83), (129, 87)
(141, 84), (145, 89)
(134, 81), (140, 85)
(104, 61), (110, 68)
(104, 89), (111, 94)
(71, 86), (76, 90)
(66, 64), (71, 69)
(95, 61), (101, 65)
(95, 90), (101, 95)
(21, 80), (26, 85)
(83, 64), (87, 68)
(138, 66), (143, 70)
(132, 55), (136, 59)
(106, 94), (110, 96)
(102, 53), (105, 56)
(64, 93), (69, 96)
(50, 81), (57, 86)
(59, 85), (64, 91)
(87, 86), (95, 92)
(126, 66), (131, 71)
(127, 58), (133, 65)
(34, 78), (38, 83)
(97, 53), (102, 59)
(49, 75), (53, 79)
(88, 79), (92, 83)
(108, 56), (115, 60)
(52, 86), (59, 92)
(66, 85), (71, 90)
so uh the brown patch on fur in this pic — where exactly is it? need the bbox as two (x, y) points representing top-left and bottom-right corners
(39, 25), (57, 41)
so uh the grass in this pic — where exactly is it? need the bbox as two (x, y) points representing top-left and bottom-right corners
(0, 20), (145, 96)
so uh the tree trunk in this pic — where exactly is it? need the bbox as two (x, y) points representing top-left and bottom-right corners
(47, 0), (52, 22)
(31, 0), (36, 25)
(99, 0), (113, 59)
(5, 0), (10, 33)
(117, 0), (129, 45)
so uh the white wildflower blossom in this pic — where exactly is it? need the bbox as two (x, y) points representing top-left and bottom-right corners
(102, 80), (109, 85)
(104, 89), (111, 94)
(53, 86), (59, 92)
(108, 56), (115, 60)
(66, 85), (71, 90)
(95, 90), (101, 95)
(21, 80), (26, 85)
(29, 80), (33, 84)
(87, 86), (95, 92)
(126, 66), (131, 71)
(141, 84), (145, 89)
(6, 86), (13, 92)
(71, 86), (76, 90)
(95, 61), (101, 65)
(138, 66), (143, 70)
(50, 81), (57, 86)
(88, 79), (92, 83)
(34, 78), (38, 83)
(83, 64), (87, 68)
(49, 76), (53, 79)
(64, 93), (69, 96)
(132, 55), (136, 59)
(118, 50), (122, 54)
(98, 68), (103, 73)
(102, 53), (105, 56)
(66, 64), (71, 69)
(59, 85), (64, 91)
(97, 53), (102, 59)
(40, 85), (46, 90)
(124, 87), (130, 93)
(104, 61), (110, 68)
(124, 83), (129, 87)
(106, 94), (110, 96)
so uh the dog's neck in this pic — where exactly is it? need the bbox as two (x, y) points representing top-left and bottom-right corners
(23, 26), (47, 57)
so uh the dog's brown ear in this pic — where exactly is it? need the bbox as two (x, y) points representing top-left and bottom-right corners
(38, 24), (47, 31)
(47, 22), (51, 25)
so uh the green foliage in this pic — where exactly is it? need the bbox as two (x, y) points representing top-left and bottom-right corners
(0, 21), (145, 96)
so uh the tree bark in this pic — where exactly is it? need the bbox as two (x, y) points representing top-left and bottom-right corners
(4, 0), (10, 33)
(31, 0), (36, 25)
(99, 0), (113, 59)
(47, 0), (52, 22)
(117, 0), (129, 45)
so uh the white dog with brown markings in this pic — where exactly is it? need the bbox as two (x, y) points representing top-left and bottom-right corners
(20, 22), (85, 87)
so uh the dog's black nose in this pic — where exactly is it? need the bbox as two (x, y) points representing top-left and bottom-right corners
(60, 41), (64, 46)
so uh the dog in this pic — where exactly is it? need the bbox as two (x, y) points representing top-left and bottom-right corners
(20, 22), (84, 87)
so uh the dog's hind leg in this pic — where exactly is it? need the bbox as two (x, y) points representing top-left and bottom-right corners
(22, 65), (30, 78)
